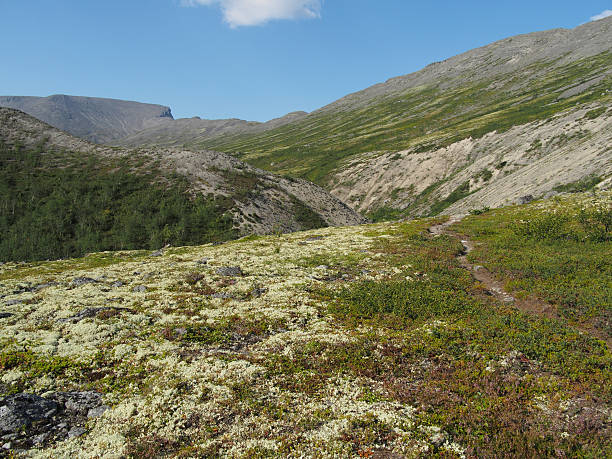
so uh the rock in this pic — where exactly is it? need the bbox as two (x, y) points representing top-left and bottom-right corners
(212, 292), (233, 299)
(58, 308), (103, 323)
(0, 391), (107, 449)
(70, 277), (97, 287)
(306, 236), (324, 241)
(251, 287), (268, 298)
(105, 297), (124, 304)
(34, 282), (58, 291)
(87, 405), (109, 418)
(518, 195), (534, 204)
(55, 392), (103, 416)
(111, 281), (123, 288)
(0, 313), (13, 319)
(4, 300), (22, 306)
(215, 266), (243, 277)
(132, 285), (147, 293)
(150, 250), (163, 257)
(315, 265), (328, 270)
(196, 258), (209, 265)
(32, 432), (49, 445)
(0, 394), (57, 435)
(12, 283), (35, 294)
(67, 426), (86, 438)
(58, 307), (131, 323)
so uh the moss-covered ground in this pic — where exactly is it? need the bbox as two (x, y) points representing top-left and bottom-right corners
(0, 193), (610, 458)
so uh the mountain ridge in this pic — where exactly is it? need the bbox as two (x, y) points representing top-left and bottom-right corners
(0, 107), (365, 262)
(2, 17), (611, 220)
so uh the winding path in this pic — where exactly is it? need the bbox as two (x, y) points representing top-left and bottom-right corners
(428, 217), (610, 346)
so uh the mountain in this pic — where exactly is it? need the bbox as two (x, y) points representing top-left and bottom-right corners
(0, 95), (174, 144)
(0, 94), (308, 148)
(118, 111), (309, 148)
(162, 16), (611, 217)
(0, 108), (365, 262)
(3, 19), (611, 219)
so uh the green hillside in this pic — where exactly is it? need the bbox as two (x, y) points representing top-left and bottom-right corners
(197, 52), (611, 185)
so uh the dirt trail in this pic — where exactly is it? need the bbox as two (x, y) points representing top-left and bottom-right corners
(428, 218), (611, 346)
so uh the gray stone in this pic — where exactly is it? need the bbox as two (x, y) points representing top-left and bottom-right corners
(32, 432), (49, 445)
(251, 288), (268, 298)
(34, 282), (58, 291)
(211, 292), (233, 299)
(70, 277), (97, 287)
(57, 308), (103, 323)
(0, 394), (57, 434)
(58, 307), (131, 323)
(87, 405), (109, 418)
(57, 392), (102, 416)
(111, 281), (123, 288)
(132, 285), (147, 293)
(150, 250), (163, 257)
(0, 313), (13, 319)
(518, 195), (534, 205)
(196, 258), (209, 265)
(215, 266), (243, 277)
(67, 427), (86, 438)
(4, 299), (22, 306)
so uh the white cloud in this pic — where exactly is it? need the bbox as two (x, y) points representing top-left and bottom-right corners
(590, 9), (612, 21)
(183, 0), (322, 27)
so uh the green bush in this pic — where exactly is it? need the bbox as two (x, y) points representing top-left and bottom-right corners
(510, 212), (572, 240)
(329, 278), (477, 322)
(578, 207), (612, 242)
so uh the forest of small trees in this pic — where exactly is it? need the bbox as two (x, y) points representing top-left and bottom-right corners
(0, 141), (236, 262)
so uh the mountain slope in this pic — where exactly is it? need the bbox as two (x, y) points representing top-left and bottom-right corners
(0, 95), (173, 144)
(331, 102), (612, 215)
(117, 111), (308, 148)
(0, 108), (365, 261)
(190, 17), (611, 181)
(5, 19), (610, 219)
(171, 17), (611, 216)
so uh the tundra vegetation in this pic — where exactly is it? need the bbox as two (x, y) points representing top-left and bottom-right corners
(0, 193), (609, 458)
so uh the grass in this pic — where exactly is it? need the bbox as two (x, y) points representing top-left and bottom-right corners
(553, 174), (603, 193)
(303, 212), (612, 456)
(453, 193), (612, 337)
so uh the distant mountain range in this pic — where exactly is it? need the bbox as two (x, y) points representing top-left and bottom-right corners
(1, 16), (611, 219)
(0, 95), (173, 144)
(0, 94), (308, 146)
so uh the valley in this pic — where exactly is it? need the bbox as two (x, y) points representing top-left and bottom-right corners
(0, 12), (611, 459)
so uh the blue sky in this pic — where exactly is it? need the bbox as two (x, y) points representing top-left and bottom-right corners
(1, 1), (610, 121)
